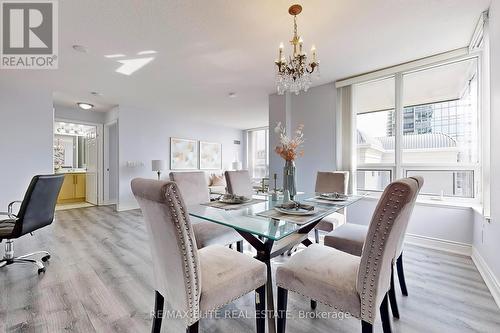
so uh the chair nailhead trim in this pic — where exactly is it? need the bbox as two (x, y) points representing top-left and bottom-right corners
(205, 286), (264, 313)
(357, 183), (411, 323)
(165, 184), (200, 326)
(275, 283), (360, 319)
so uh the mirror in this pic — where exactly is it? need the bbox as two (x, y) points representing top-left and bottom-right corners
(54, 134), (88, 170)
(53, 121), (96, 172)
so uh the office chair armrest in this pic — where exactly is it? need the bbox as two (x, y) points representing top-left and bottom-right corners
(7, 201), (22, 215)
(0, 211), (17, 220)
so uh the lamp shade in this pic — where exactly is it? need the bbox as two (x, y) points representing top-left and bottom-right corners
(231, 161), (242, 171)
(151, 160), (166, 172)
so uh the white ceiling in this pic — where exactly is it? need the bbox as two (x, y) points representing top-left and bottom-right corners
(1, 0), (490, 129)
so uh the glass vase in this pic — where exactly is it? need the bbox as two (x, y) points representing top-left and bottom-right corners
(283, 160), (297, 200)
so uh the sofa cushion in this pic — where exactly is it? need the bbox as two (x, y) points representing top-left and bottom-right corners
(210, 174), (226, 187)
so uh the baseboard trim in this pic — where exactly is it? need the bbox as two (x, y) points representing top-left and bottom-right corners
(117, 202), (139, 212)
(99, 200), (117, 206)
(471, 247), (500, 309)
(405, 233), (472, 256)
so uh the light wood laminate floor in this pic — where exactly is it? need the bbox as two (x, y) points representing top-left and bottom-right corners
(1, 206), (499, 333)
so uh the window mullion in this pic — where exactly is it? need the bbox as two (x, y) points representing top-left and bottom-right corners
(395, 73), (404, 179)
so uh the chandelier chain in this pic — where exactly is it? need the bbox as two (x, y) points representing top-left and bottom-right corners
(275, 4), (319, 95)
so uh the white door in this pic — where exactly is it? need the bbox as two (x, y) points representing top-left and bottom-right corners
(86, 126), (98, 205)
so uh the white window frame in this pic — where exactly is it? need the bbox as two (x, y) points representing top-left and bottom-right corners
(351, 52), (483, 204)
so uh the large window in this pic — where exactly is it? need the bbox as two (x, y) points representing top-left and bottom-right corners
(247, 128), (269, 180)
(354, 57), (480, 200)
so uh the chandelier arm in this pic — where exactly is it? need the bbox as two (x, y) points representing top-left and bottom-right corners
(275, 4), (318, 94)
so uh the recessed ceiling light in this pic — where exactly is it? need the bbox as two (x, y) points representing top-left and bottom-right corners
(115, 57), (154, 76)
(105, 54), (126, 58)
(77, 102), (94, 110)
(72, 45), (88, 53)
(137, 50), (157, 55)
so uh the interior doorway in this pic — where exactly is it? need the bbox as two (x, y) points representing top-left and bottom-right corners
(53, 120), (100, 210)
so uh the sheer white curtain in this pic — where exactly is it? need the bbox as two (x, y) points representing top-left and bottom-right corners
(336, 85), (357, 194)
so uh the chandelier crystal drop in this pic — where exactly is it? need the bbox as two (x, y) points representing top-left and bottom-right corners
(275, 4), (319, 95)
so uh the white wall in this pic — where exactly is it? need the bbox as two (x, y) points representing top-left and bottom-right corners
(269, 83), (337, 194)
(269, 93), (289, 188)
(118, 105), (244, 210)
(472, 2), (500, 287)
(54, 105), (106, 124)
(0, 82), (53, 208)
(104, 107), (119, 124)
(290, 83), (337, 194)
(348, 199), (474, 244)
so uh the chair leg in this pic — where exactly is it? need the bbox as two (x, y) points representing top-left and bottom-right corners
(277, 287), (288, 333)
(152, 290), (164, 333)
(380, 294), (392, 333)
(255, 285), (266, 333)
(186, 321), (199, 333)
(237, 240), (243, 253)
(361, 320), (373, 333)
(388, 268), (400, 318)
(396, 253), (408, 296)
(314, 228), (320, 243)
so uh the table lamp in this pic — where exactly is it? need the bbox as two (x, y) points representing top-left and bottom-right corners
(151, 160), (166, 180)
(231, 161), (242, 170)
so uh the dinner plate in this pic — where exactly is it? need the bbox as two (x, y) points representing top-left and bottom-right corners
(274, 207), (315, 216)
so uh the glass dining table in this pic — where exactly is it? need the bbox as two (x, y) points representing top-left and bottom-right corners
(188, 193), (364, 333)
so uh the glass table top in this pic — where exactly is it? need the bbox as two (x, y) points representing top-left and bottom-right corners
(187, 193), (365, 241)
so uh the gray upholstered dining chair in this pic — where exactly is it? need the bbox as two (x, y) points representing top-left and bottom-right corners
(169, 172), (244, 251)
(313, 171), (350, 243)
(323, 176), (423, 319)
(224, 170), (254, 198)
(275, 177), (421, 333)
(131, 179), (267, 333)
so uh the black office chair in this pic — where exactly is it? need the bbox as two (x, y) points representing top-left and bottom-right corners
(0, 174), (64, 274)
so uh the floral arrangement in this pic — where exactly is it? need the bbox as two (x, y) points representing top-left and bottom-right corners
(274, 122), (305, 161)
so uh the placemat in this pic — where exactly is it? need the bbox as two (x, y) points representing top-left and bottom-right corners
(305, 197), (347, 205)
(256, 205), (331, 225)
(201, 198), (266, 211)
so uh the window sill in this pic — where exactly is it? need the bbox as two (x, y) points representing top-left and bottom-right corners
(359, 192), (482, 212)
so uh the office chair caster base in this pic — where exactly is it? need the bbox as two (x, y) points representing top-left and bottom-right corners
(0, 244), (48, 274)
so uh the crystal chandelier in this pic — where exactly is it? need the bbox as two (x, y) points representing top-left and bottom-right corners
(275, 4), (319, 95)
